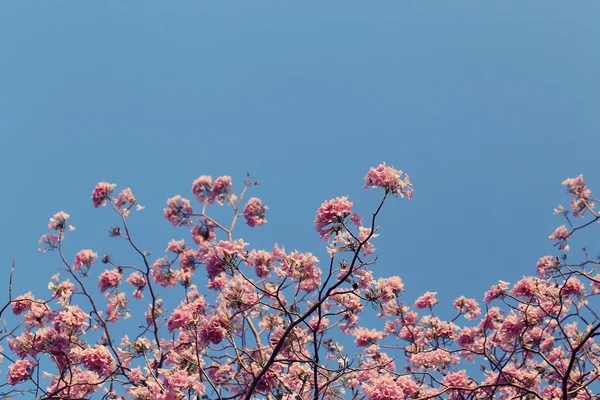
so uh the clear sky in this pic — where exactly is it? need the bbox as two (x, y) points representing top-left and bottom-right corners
(1, 0), (599, 391)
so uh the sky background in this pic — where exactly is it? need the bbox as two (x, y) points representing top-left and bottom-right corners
(1, 1), (600, 393)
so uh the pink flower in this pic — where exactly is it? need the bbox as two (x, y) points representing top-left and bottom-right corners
(98, 269), (123, 293)
(362, 373), (417, 400)
(105, 292), (128, 323)
(315, 196), (353, 240)
(48, 211), (70, 230)
(191, 217), (216, 244)
(7, 359), (36, 385)
(127, 272), (146, 289)
(414, 291), (439, 309)
(211, 176), (232, 205)
(164, 195), (194, 226)
(483, 281), (510, 303)
(167, 297), (208, 332)
(562, 174), (593, 216)
(274, 249), (321, 292)
(364, 163), (413, 200)
(11, 292), (34, 315)
(200, 239), (248, 281)
(511, 276), (537, 298)
(244, 197), (268, 227)
(92, 182), (116, 208)
(199, 314), (229, 346)
(358, 227), (378, 256)
(549, 225), (569, 241)
(191, 175), (213, 204)
(536, 255), (555, 277)
(351, 212), (363, 227)
(443, 370), (475, 389)
(354, 326), (385, 347)
(77, 345), (114, 376)
(562, 277), (584, 296)
(114, 188), (136, 215)
(246, 249), (273, 279)
(166, 239), (186, 253)
(73, 249), (98, 272)
(151, 257), (177, 287)
(53, 305), (89, 333)
(453, 296), (481, 320)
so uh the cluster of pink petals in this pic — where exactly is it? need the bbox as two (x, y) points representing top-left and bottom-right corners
(127, 272), (147, 300)
(46, 368), (101, 398)
(151, 257), (177, 288)
(536, 255), (555, 277)
(48, 211), (70, 230)
(483, 280), (509, 303)
(98, 269), (123, 293)
(105, 292), (128, 323)
(164, 195), (194, 226)
(76, 345), (115, 376)
(166, 239), (186, 253)
(92, 182), (116, 208)
(166, 296), (208, 332)
(246, 249), (273, 279)
(273, 248), (321, 292)
(453, 296), (481, 320)
(7, 359), (36, 385)
(364, 163), (414, 200)
(361, 373), (417, 400)
(53, 305), (89, 333)
(358, 227), (378, 256)
(219, 275), (260, 311)
(200, 239), (248, 282)
(191, 217), (216, 244)
(549, 225), (569, 241)
(414, 291), (439, 309)
(191, 175), (232, 205)
(243, 197), (268, 227)
(11, 292), (34, 315)
(114, 188), (136, 216)
(315, 196), (353, 240)
(48, 277), (77, 303)
(73, 249), (98, 272)
(354, 326), (385, 347)
(199, 313), (229, 346)
(562, 174), (593, 216)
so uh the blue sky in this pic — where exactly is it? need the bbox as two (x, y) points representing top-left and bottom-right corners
(1, 0), (600, 392)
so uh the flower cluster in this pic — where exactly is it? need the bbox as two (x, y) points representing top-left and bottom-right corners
(243, 197), (268, 227)
(92, 182), (116, 208)
(364, 163), (413, 199)
(315, 196), (353, 240)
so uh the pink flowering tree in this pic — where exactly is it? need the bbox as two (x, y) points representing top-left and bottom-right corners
(1, 164), (599, 399)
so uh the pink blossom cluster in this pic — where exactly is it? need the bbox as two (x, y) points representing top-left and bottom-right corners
(414, 291), (439, 309)
(191, 217), (216, 244)
(114, 187), (136, 216)
(7, 359), (36, 385)
(126, 271), (147, 299)
(314, 196), (353, 240)
(98, 269), (123, 293)
(73, 249), (98, 272)
(48, 211), (70, 230)
(76, 345), (115, 376)
(191, 175), (232, 205)
(164, 195), (194, 226)
(91, 182), (116, 208)
(364, 162), (413, 200)
(562, 174), (593, 216)
(243, 197), (268, 227)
